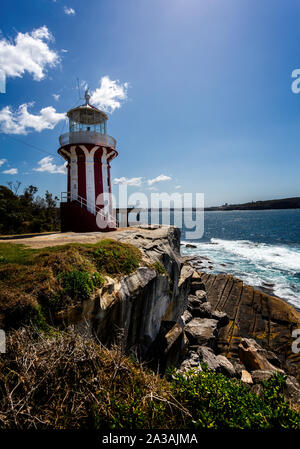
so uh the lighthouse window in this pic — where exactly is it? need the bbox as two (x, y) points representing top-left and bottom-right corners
(68, 108), (107, 135)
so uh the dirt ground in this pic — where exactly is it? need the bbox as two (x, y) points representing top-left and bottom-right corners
(0, 229), (141, 248)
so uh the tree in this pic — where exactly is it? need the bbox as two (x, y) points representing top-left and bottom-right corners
(7, 181), (21, 195)
(0, 184), (60, 235)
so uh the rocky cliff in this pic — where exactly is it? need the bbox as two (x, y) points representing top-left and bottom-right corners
(49, 226), (193, 358)
(21, 226), (298, 384)
(194, 270), (300, 381)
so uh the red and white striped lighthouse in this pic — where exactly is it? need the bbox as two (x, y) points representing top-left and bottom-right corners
(58, 90), (118, 232)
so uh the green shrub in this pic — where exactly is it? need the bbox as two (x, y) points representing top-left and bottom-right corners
(93, 239), (141, 275)
(30, 304), (50, 332)
(169, 368), (300, 429)
(59, 269), (104, 301)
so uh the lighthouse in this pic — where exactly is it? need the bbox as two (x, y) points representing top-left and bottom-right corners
(58, 89), (118, 232)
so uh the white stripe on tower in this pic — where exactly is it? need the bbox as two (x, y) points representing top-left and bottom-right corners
(80, 145), (99, 214)
(101, 148), (112, 215)
(70, 146), (78, 201)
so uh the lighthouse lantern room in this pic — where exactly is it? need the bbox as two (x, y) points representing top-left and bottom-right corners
(58, 90), (118, 232)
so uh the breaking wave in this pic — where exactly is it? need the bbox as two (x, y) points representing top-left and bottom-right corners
(181, 238), (300, 309)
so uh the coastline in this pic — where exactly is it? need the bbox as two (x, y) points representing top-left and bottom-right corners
(182, 251), (300, 310)
(180, 234), (300, 312)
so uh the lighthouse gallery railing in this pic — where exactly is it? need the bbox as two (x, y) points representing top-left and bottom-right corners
(59, 131), (116, 149)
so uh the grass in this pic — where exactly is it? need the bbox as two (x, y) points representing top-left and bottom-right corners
(151, 261), (168, 275)
(0, 243), (38, 265)
(0, 239), (143, 331)
(91, 239), (142, 275)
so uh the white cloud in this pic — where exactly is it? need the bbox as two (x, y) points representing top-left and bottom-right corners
(147, 174), (172, 186)
(90, 76), (129, 113)
(113, 176), (142, 187)
(64, 6), (75, 15)
(53, 93), (60, 101)
(2, 168), (18, 175)
(0, 158), (7, 167)
(0, 103), (66, 135)
(33, 156), (67, 174)
(175, 185), (181, 189)
(0, 26), (59, 81)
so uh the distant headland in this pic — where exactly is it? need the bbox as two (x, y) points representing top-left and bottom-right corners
(205, 196), (300, 211)
(145, 196), (300, 212)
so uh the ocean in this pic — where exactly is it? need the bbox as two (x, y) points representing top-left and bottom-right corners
(136, 209), (300, 310)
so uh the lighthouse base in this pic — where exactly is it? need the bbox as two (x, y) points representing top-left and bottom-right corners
(60, 202), (117, 233)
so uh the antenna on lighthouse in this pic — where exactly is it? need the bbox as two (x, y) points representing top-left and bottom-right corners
(84, 87), (90, 105)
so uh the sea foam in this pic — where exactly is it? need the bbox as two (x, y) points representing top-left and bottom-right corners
(181, 238), (300, 309)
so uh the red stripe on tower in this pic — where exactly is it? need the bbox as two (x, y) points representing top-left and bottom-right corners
(76, 146), (86, 201)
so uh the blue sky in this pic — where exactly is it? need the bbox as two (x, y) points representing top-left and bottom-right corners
(0, 0), (300, 206)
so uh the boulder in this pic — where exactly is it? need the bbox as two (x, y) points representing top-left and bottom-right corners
(233, 360), (246, 377)
(190, 272), (206, 294)
(146, 321), (188, 372)
(215, 354), (236, 377)
(181, 309), (193, 326)
(212, 310), (229, 327)
(188, 300), (229, 328)
(197, 346), (219, 371)
(187, 295), (205, 316)
(184, 318), (218, 347)
(164, 323), (184, 354)
(238, 338), (284, 373)
(195, 290), (207, 303)
(178, 350), (202, 374)
(251, 370), (275, 384)
(197, 346), (236, 377)
(191, 301), (212, 318)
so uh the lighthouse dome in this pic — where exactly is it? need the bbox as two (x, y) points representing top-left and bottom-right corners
(59, 90), (116, 148)
(67, 104), (108, 134)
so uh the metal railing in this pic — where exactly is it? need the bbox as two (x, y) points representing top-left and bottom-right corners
(61, 192), (116, 228)
(59, 131), (116, 148)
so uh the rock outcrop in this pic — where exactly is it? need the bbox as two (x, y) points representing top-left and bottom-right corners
(175, 260), (300, 410)
(68, 226), (193, 357)
(184, 318), (219, 347)
(194, 271), (300, 381)
(238, 338), (284, 372)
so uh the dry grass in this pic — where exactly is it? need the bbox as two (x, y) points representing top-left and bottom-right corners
(0, 328), (188, 429)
